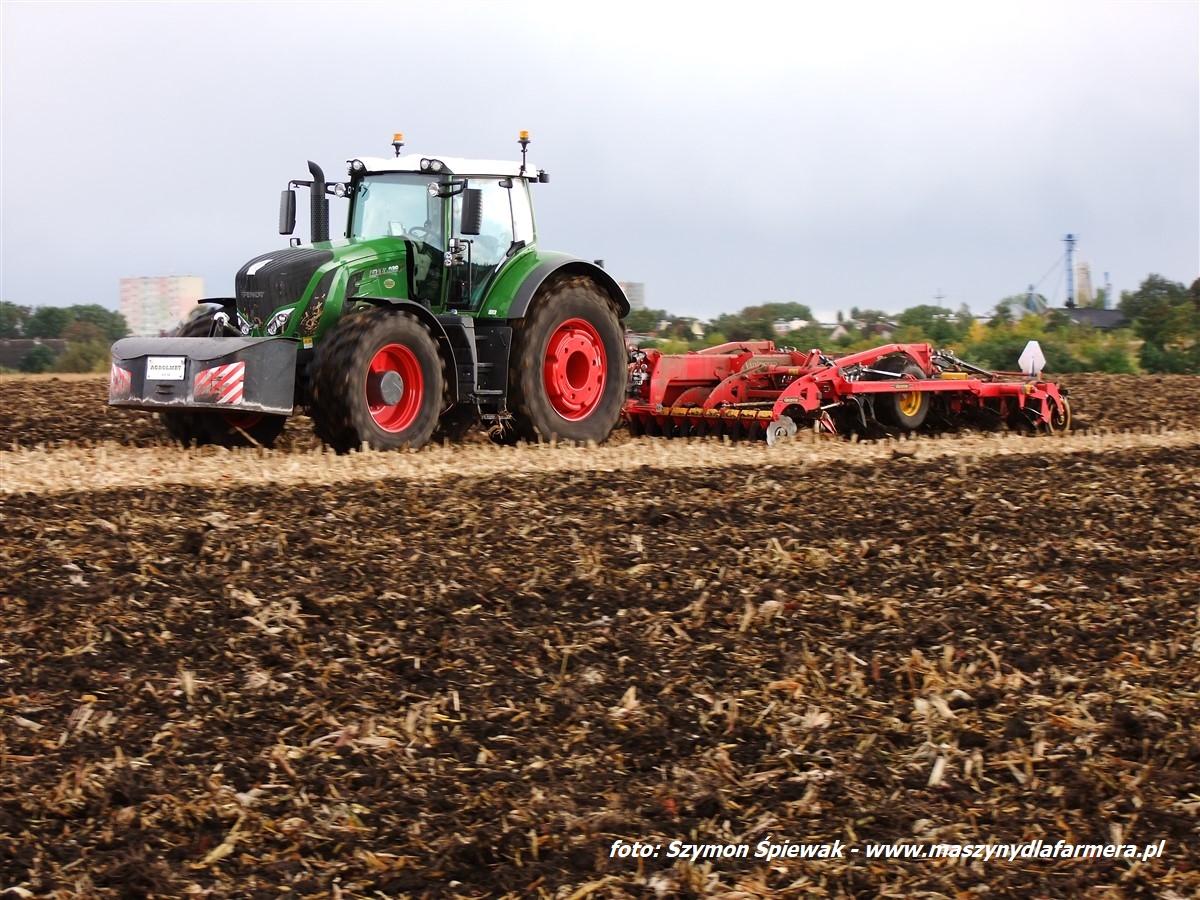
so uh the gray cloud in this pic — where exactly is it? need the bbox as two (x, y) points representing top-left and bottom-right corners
(2, 0), (1196, 321)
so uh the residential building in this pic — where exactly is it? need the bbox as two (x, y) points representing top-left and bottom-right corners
(773, 317), (811, 335)
(120, 276), (205, 337)
(619, 281), (646, 311)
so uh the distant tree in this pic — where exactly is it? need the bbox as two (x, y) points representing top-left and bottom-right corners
(19, 343), (57, 373)
(1138, 341), (1194, 374)
(1044, 309), (1073, 331)
(955, 303), (975, 330)
(624, 308), (667, 333)
(54, 340), (110, 373)
(0, 302), (31, 338)
(897, 304), (960, 343)
(782, 325), (827, 349)
(1083, 344), (1136, 374)
(892, 325), (927, 344)
(648, 338), (691, 354)
(988, 298), (1018, 328)
(966, 331), (1083, 373)
(852, 309), (890, 328)
(834, 326), (863, 348)
(659, 316), (701, 342)
(66, 304), (129, 342)
(710, 313), (756, 342)
(25, 306), (71, 339)
(711, 302), (815, 343)
(63, 320), (106, 344)
(1120, 274), (1196, 349)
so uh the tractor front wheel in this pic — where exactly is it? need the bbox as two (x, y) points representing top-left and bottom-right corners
(309, 307), (443, 452)
(509, 276), (625, 443)
(161, 309), (287, 448)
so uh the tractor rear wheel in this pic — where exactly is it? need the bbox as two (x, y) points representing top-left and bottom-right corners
(508, 276), (625, 443)
(161, 310), (287, 448)
(871, 356), (930, 431)
(309, 307), (443, 452)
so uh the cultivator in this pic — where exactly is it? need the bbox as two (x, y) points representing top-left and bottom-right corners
(624, 341), (1070, 443)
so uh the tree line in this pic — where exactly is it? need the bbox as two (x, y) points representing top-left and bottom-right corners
(2, 273), (1196, 375)
(0, 302), (130, 373)
(626, 274), (1199, 375)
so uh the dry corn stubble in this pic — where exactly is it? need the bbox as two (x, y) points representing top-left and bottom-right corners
(0, 373), (1198, 898)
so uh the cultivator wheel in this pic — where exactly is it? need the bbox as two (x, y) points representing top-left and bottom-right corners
(1044, 396), (1072, 434)
(765, 415), (798, 446)
(309, 307), (443, 452)
(160, 311), (287, 448)
(508, 276), (625, 443)
(870, 357), (931, 431)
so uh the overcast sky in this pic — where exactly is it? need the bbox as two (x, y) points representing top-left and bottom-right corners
(2, 0), (1197, 322)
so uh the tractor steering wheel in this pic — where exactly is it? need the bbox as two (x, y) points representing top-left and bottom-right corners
(405, 226), (436, 243)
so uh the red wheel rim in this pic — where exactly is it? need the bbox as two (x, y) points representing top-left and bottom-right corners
(222, 412), (263, 429)
(543, 318), (607, 421)
(366, 343), (423, 432)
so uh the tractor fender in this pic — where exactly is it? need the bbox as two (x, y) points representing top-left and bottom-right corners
(508, 259), (630, 320)
(355, 299), (463, 402)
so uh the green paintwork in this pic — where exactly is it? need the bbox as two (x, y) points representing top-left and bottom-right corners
(248, 237), (411, 344)
(476, 249), (576, 320)
(253, 237), (568, 345)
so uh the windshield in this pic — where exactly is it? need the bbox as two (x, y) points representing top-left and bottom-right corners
(350, 174), (444, 248)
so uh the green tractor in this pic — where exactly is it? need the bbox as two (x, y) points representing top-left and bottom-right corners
(109, 132), (630, 450)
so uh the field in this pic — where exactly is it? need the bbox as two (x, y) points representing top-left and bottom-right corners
(2, 374), (1199, 899)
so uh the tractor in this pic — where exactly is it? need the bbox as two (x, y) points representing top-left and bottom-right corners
(109, 132), (630, 450)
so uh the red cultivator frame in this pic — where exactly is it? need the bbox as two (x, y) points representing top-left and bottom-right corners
(624, 341), (1071, 443)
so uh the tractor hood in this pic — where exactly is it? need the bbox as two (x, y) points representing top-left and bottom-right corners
(234, 238), (416, 336)
(235, 246), (334, 329)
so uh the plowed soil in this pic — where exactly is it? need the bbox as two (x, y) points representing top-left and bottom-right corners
(1, 374), (1198, 899)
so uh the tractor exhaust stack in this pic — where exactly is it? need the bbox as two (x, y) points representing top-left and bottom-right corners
(308, 161), (329, 244)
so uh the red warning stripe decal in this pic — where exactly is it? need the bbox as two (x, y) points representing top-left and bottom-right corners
(109, 364), (132, 399)
(194, 362), (245, 405)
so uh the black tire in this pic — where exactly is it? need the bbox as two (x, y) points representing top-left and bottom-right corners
(309, 307), (443, 452)
(871, 356), (930, 431)
(508, 276), (626, 443)
(160, 311), (287, 449)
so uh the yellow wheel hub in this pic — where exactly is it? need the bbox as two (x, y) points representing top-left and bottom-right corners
(897, 389), (923, 417)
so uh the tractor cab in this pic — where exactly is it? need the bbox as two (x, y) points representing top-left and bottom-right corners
(326, 134), (545, 314)
(275, 133), (548, 317)
(345, 171), (448, 305)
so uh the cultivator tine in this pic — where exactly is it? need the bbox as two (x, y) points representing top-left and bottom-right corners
(628, 407), (790, 442)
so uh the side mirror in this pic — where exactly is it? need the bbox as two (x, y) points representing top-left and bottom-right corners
(460, 188), (483, 236)
(279, 189), (297, 235)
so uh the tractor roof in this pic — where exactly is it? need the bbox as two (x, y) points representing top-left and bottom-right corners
(351, 155), (537, 179)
